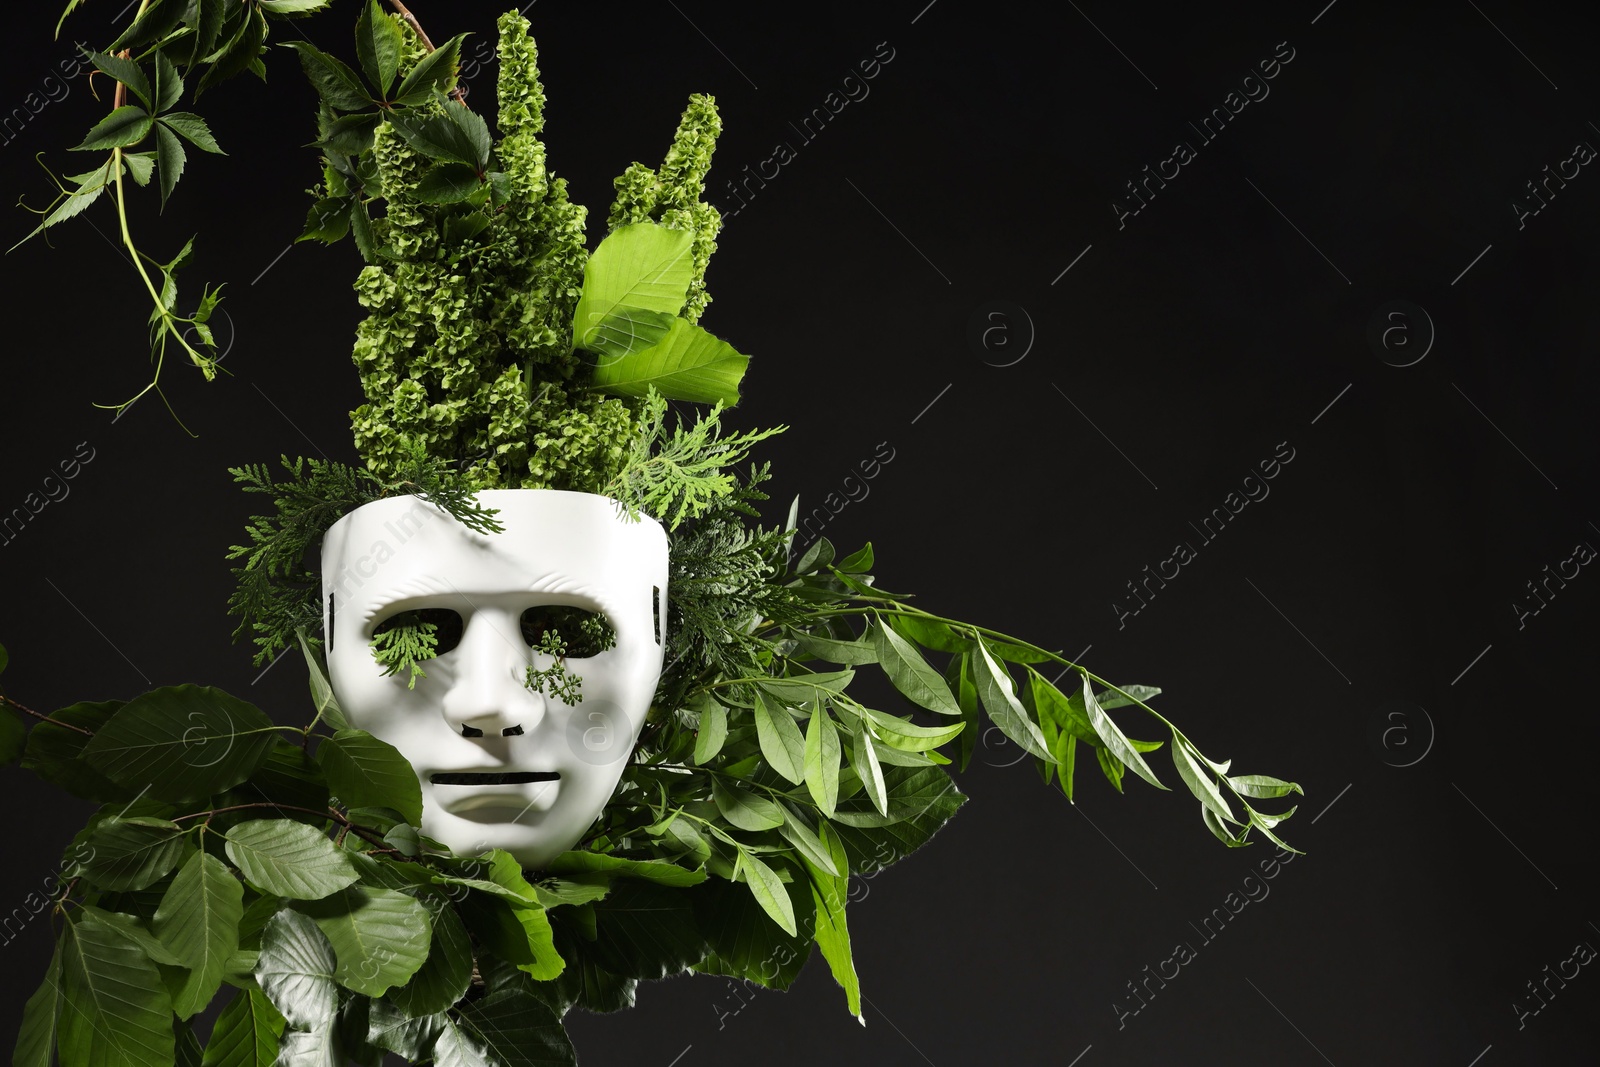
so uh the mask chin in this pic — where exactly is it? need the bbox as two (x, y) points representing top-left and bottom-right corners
(320, 490), (669, 866)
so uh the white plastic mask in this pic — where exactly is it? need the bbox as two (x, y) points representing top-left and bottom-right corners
(321, 491), (667, 867)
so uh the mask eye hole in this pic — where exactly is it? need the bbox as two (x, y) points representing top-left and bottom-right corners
(372, 608), (465, 656)
(519, 605), (616, 659)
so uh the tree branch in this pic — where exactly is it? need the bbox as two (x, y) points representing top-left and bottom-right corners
(1, 695), (94, 737)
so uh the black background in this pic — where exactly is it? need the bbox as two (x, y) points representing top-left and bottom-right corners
(2, 1), (1597, 1064)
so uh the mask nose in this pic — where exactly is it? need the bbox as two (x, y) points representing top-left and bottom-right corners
(440, 608), (542, 738)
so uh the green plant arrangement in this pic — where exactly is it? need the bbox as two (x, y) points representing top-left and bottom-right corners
(2, 4), (1305, 1065)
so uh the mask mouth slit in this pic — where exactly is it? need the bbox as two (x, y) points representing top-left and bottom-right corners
(430, 771), (560, 786)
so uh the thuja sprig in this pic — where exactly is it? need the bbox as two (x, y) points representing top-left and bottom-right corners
(371, 612), (439, 688)
(525, 629), (583, 704)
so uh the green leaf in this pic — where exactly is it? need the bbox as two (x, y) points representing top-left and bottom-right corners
(829, 765), (964, 838)
(200, 987), (284, 1067)
(158, 112), (224, 154)
(803, 702), (841, 817)
(1201, 803), (1245, 846)
(1096, 746), (1124, 792)
(456, 894), (564, 982)
(366, 999), (440, 1059)
(154, 849), (244, 1018)
(711, 779), (785, 831)
(859, 706), (966, 752)
(5, 162), (119, 252)
(175, 1016), (201, 1066)
(778, 804), (838, 877)
(845, 717), (887, 817)
(428, 1022), (488, 1067)
(314, 729), (422, 825)
(451, 971), (576, 1067)
(254, 908), (338, 1031)
(386, 893), (472, 1017)
(355, 0), (404, 92)
(390, 104), (490, 168)
(13, 940), (61, 1067)
(1171, 737), (1235, 823)
(152, 47), (183, 113)
(392, 32), (466, 104)
(1059, 732), (1079, 801)
(298, 195), (353, 244)
(972, 641), (1052, 760)
(753, 690), (807, 785)
(582, 879), (706, 981)
(294, 885), (431, 996)
(738, 850), (798, 937)
(73, 105), (153, 150)
(802, 820), (860, 1022)
(944, 652), (980, 771)
(271, 1030), (338, 1066)
(154, 122), (185, 208)
(793, 536), (835, 575)
(572, 222), (694, 355)
(280, 41), (371, 111)
(756, 670), (856, 702)
(692, 696), (727, 764)
(415, 162), (483, 203)
(788, 629), (879, 665)
(78, 816), (189, 891)
(224, 819), (359, 900)
(1025, 667), (1098, 747)
(1080, 676), (1165, 790)
(196, 6), (266, 96)
(122, 151), (157, 186)
(835, 542), (875, 572)
(86, 50), (153, 110)
(590, 317), (749, 405)
(258, 0), (332, 13)
(887, 613), (967, 653)
(1243, 801), (1303, 854)
(651, 813), (711, 864)
(107, 0), (186, 52)
(1228, 774), (1304, 799)
(299, 632), (350, 732)
(57, 909), (175, 1067)
(184, 0), (226, 68)
(314, 112), (379, 155)
(985, 639), (1061, 664)
(872, 616), (962, 715)
(1028, 680), (1059, 786)
(85, 906), (184, 965)
(0, 705), (25, 764)
(692, 876), (811, 991)
(545, 851), (707, 888)
(82, 685), (278, 803)
(1094, 684), (1163, 710)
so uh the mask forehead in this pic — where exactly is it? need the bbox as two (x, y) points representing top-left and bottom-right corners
(323, 493), (661, 642)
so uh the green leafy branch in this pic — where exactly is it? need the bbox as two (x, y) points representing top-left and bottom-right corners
(226, 448), (505, 668)
(20, 0), (339, 419)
